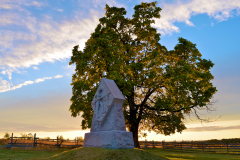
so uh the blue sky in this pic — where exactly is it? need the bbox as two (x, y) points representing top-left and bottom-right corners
(0, 0), (240, 141)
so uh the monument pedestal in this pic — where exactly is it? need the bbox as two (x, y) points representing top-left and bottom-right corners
(83, 130), (134, 149)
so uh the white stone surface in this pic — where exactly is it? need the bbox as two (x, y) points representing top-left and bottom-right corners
(84, 131), (134, 149)
(84, 78), (134, 149)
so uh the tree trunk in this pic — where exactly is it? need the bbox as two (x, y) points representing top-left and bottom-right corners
(130, 123), (140, 148)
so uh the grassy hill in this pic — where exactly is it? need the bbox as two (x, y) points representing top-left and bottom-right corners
(46, 147), (168, 160)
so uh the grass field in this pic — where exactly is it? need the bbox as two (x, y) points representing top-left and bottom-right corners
(47, 147), (167, 160)
(0, 147), (69, 160)
(143, 148), (240, 160)
(0, 147), (166, 160)
(1, 147), (240, 160)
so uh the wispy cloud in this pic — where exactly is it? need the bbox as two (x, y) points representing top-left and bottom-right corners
(1, 69), (13, 80)
(1, 68), (27, 80)
(0, 1), (104, 93)
(185, 120), (240, 132)
(54, 75), (63, 79)
(0, 0), (127, 71)
(0, 78), (12, 93)
(155, 0), (240, 35)
(0, 75), (63, 93)
(57, 9), (63, 12)
(0, 0), (44, 10)
(35, 77), (52, 83)
(187, 125), (240, 132)
(0, 11), (101, 69)
(12, 81), (34, 90)
(64, 64), (75, 76)
(32, 66), (39, 70)
(0, 78), (34, 93)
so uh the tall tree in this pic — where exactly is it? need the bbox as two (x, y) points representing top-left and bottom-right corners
(69, 2), (217, 148)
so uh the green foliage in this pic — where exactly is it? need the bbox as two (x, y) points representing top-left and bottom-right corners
(77, 136), (84, 142)
(45, 137), (51, 141)
(207, 138), (240, 143)
(138, 132), (148, 139)
(69, 1), (217, 147)
(3, 132), (10, 139)
(27, 133), (33, 140)
(59, 135), (64, 140)
(20, 133), (33, 140)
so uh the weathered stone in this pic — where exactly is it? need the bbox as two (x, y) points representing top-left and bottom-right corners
(84, 131), (134, 149)
(83, 78), (134, 149)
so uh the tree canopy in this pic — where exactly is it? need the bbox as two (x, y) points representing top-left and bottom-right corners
(69, 1), (217, 148)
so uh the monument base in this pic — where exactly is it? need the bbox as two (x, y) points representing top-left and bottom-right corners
(83, 130), (134, 149)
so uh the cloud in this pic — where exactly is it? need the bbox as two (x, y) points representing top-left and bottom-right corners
(154, 0), (240, 35)
(32, 66), (39, 70)
(64, 64), (75, 76)
(0, 77), (12, 93)
(0, 0), (127, 72)
(57, 9), (63, 12)
(0, 0), (44, 10)
(54, 75), (63, 79)
(0, 68), (27, 80)
(3, 69), (13, 80)
(35, 77), (52, 83)
(186, 125), (240, 132)
(0, 121), (80, 132)
(0, 13), (20, 26)
(0, 75), (63, 93)
(77, 0), (126, 11)
(11, 80), (34, 90)
(0, 31), (37, 47)
(31, 1), (43, 7)
(1, 71), (6, 75)
(0, 11), (101, 70)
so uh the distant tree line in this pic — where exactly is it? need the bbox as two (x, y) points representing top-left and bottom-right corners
(2, 132), (84, 142)
(206, 138), (240, 143)
(3, 132), (10, 140)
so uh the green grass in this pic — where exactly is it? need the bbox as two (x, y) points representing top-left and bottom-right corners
(1, 147), (240, 160)
(0, 147), (167, 160)
(143, 148), (240, 160)
(47, 147), (167, 160)
(0, 147), (70, 160)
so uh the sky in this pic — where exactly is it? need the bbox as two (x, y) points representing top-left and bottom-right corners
(0, 0), (240, 141)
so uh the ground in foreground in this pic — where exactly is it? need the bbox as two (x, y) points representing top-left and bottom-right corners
(1, 147), (240, 160)
(47, 147), (167, 160)
(0, 147), (68, 160)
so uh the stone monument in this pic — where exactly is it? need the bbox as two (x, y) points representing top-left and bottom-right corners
(83, 78), (134, 149)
